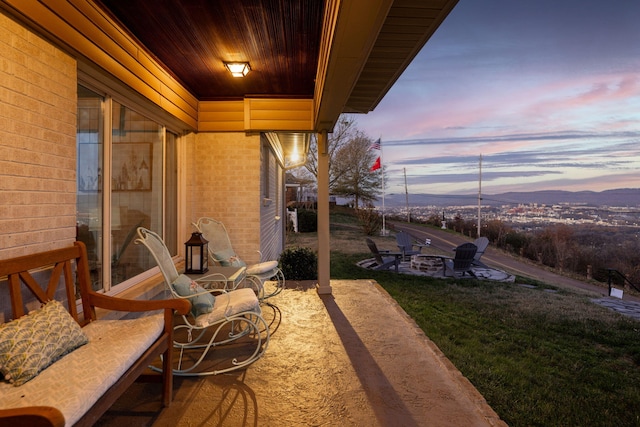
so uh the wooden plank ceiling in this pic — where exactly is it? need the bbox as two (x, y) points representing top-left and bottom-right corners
(95, 0), (458, 118)
(96, 0), (324, 101)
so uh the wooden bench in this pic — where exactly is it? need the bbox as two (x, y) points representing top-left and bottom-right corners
(0, 242), (190, 427)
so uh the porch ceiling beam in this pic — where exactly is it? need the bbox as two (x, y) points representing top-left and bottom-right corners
(198, 98), (314, 133)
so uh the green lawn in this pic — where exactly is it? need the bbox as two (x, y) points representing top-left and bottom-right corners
(329, 251), (640, 426)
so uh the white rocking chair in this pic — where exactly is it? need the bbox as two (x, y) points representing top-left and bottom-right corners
(193, 217), (285, 301)
(135, 227), (269, 376)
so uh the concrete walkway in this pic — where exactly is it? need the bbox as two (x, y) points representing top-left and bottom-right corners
(592, 297), (640, 321)
(97, 280), (506, 426)
(357, 257), (516, 282)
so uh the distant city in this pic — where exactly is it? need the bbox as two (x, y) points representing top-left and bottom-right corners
(379, 188), (640, 228)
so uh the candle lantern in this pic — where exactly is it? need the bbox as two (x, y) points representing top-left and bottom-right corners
(184, 232), (209, 274)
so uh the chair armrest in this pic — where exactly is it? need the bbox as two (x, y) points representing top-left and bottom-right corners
(195, 272), (227, 282)
(193, 272), (229, 289)
(0, 406), (65, 427)
(87, 291), (191, 315)
(380, 250), (404, 257)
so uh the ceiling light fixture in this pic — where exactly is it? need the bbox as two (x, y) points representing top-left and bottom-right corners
(225, 62), (250, 77)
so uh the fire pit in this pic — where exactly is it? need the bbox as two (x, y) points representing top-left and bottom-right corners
(410, 255), (444, 274)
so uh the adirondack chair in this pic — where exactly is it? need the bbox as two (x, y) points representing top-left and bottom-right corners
(471, 237), (489, 267)
(395, 231), (430, 260)
(365, 238), (403, 273)
(443, 242), (478, 277)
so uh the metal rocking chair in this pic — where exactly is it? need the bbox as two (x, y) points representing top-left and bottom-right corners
(194, 217), (285, 301)
(135, 227), (269, 376)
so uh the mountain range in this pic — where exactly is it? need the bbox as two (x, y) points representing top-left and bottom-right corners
(381, 188), (640, 208)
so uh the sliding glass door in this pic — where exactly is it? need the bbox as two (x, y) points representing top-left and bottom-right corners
(76, 85), (177, 293)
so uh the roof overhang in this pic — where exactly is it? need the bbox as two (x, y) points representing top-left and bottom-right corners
(315, 0), (459, 131)
(0, 0), (457, 148)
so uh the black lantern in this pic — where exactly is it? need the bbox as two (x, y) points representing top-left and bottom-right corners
(184, 232), (209, 274)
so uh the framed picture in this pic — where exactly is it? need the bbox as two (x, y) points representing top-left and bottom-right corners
(112, 143), (152, 191)
(78, 143), (100, 192)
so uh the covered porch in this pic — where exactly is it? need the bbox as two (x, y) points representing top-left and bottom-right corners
(98, 280), (504, 426)
(0, 0), (461, 296)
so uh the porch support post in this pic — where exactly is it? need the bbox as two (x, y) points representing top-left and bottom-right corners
(316, 130), (332, 295)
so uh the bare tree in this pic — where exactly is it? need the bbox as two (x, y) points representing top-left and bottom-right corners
(303, 115), (359, 191)
(331, 134), (382, 208)
(291, 114), (382, 208)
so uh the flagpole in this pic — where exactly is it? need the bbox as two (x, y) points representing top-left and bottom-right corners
(404, 167), (409, 222)
(381, 135), (386, 235)
(478, 153), (482, 238)
(369, 137), (386, 235)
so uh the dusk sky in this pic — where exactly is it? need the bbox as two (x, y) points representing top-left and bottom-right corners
(356, 0), (640, 197)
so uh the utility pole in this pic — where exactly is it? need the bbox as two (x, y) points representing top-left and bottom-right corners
(404, 167), (410, 222)
(477, 154), (482, 238)
(381, 155), (386, 235)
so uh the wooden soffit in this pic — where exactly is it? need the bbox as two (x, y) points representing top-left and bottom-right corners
(315, 0), (459, 131)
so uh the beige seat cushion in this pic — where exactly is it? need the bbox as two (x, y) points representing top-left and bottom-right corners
(195, 288), (260, 327)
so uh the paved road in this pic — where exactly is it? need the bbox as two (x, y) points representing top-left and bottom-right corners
(391, 221), (640, 303)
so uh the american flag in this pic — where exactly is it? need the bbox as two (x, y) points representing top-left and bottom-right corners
(369, 138), (381, 150)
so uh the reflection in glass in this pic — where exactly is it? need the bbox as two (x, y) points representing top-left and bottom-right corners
(76, 86), (104, 292)
(110, 102), (164, 285)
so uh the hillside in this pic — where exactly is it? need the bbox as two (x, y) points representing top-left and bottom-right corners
(382, 188), (640, 208)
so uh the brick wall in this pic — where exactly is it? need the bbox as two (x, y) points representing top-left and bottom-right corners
(188, 132), (262, 265)
(0, 13), (77, 259)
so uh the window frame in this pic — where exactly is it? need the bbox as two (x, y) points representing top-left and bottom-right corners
(77, 80), (181, 294)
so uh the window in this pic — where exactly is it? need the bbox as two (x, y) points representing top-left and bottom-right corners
(262, 141), (270, 199)
(76, 85), (178, 293)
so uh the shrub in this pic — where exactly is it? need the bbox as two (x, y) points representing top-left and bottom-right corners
(356, 205), (382, 235)
(426, 214), (443, 227)
(504, 231), (529, 255)
(279, 247), (318, 280)
(297, 209), (317, 232)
